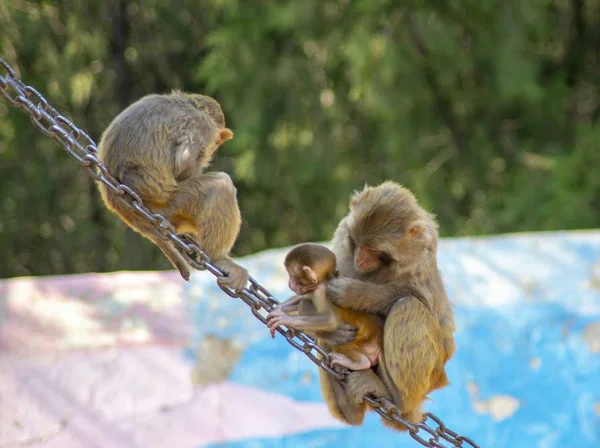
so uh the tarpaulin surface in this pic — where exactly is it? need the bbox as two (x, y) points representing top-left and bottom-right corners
(1, 231), (600, 447)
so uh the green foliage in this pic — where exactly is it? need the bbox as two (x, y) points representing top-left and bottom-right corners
(1, 0), (599, 278)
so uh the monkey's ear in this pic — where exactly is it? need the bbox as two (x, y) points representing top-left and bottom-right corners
(407, 222), (425, 237)
(217, 128), (234, 146)
(302, 266), (318, 283)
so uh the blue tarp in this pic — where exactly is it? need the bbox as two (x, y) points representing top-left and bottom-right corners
(188, 231), (600, 447)
(1, 231), (598, 447)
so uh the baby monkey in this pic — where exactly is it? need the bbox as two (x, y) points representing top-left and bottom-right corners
(97, 91), (248, 290)
(267, 243), (382, 371)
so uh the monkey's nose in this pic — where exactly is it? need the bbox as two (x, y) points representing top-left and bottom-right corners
(356, 260), (375, 273)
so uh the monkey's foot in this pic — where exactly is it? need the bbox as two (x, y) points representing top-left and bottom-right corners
(345, 370), (391, 406)
(402, 407), (425, 424)
(266, 309), (297, 338)
(327, 358), (347, 375)
(329, 352), (371, 371)
(178, 234), (206, 272)
(214, 259), (249, 292)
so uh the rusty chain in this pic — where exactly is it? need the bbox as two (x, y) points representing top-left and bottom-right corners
(0, 57), (480, 448)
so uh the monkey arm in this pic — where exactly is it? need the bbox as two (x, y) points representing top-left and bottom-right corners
(276, 294), (306, 313)
(293, 285), (357, 346)
(326, 277), (405, 315)
(280, 312), (341, 333)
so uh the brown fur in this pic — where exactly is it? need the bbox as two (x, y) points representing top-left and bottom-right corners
(320, 181), (456, 431)
(267, 243), (386, 411)
(283, 243), (338, 278)
(97, 90), (248, 290)
(333, 307), (381, 363)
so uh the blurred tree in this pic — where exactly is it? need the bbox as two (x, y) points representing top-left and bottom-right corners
(0, 0), (599, 278)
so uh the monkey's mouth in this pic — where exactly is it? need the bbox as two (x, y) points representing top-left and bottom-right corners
(355, 262), (380, 273)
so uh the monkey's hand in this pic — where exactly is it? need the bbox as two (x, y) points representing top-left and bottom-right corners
(214, 258), (249, 292)
(325, 277), (351, 307)
(266, 308), (293, 338)
(316, 323), (357, 346)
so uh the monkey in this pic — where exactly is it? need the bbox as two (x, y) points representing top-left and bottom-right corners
(266, 243), (390, 424)
(266, 243), (383, 372)
(316, 181), (456, 431)
(96, 90), (248, 291)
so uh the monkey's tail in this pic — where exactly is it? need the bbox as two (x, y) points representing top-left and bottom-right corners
(97, 182), (192, 281)
(150, 235), (193, 281)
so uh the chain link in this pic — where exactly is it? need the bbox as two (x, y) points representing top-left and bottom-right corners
(0, 57), (480, 448)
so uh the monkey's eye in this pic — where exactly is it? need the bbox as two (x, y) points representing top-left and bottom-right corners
(348, 235), (357, 251)
(377, 252), (393, 264)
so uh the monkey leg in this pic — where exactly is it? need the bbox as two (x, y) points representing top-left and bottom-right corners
(344, 369), (392, 406)
(377, 298), (438, 431)
(168, 172), (241, 256)
(378, 353), (428, 432)
(167, 172), (248, 291)
(329, 352), (371, 371)
(319, 369), (366, 425)
(276, 295), (305, 314)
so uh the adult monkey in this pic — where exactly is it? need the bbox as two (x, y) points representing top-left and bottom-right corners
(318, 181), (456, 431)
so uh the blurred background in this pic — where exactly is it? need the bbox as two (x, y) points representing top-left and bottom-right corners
(2, 0), (599, 279)
(2, 2), (600, 448)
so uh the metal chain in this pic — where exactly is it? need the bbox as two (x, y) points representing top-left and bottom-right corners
(0, 57), (480, 448)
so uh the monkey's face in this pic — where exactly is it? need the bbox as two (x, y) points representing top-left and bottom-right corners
(285, 262), (324, 295)
(344, 182), (437, 274)
(284, 245), (336, 293)
(287, 272), (318, 295)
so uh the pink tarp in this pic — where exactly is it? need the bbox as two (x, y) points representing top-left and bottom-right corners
(0, 271), (342, 447)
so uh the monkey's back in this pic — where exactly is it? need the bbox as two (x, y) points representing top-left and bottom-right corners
(97, 93), (217, 208)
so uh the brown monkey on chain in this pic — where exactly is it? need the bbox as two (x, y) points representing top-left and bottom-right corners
(316, 181), (456, 430)
(97, 91), (248, 290)
(266, 243), (383, 372)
